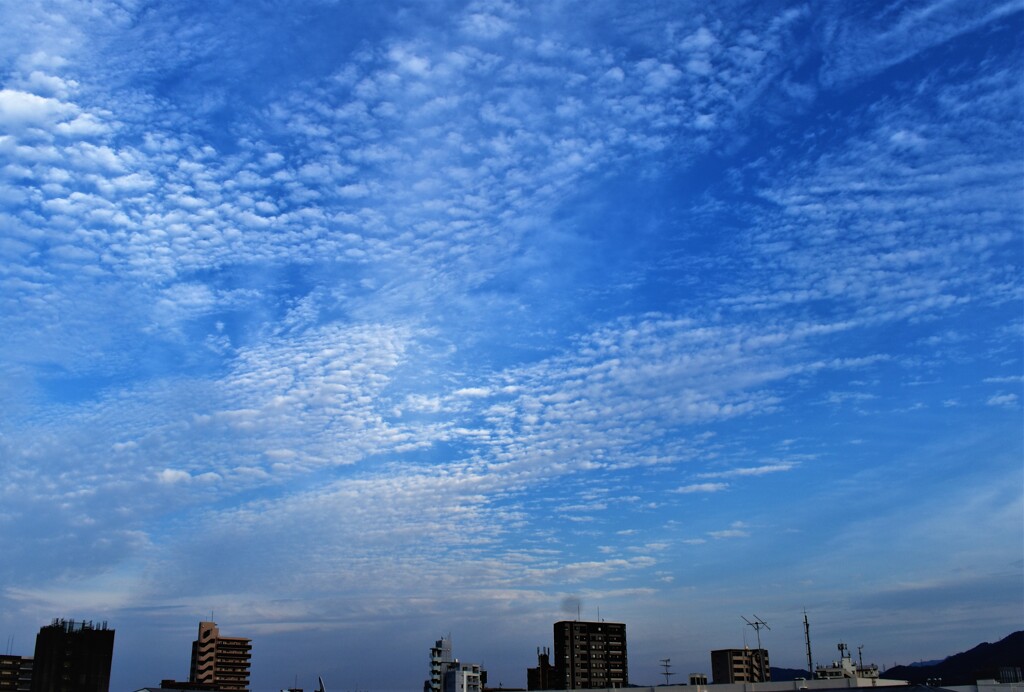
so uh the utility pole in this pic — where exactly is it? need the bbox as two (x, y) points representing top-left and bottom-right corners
(804, 610), (814, 677)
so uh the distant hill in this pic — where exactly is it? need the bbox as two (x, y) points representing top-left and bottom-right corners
(883, 631), (1024, 685)
(770, 667), (812, 682)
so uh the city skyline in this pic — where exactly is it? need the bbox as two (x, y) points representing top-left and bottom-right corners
(0, 0), (1021, 691)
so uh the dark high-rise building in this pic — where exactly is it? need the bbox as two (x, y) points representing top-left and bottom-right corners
(30, 619), (114, 692)
(189, 622), (251, 692)
(527, 647), (556, 691)
(553, 621), (628, 689)
(711, 648), (770, 684)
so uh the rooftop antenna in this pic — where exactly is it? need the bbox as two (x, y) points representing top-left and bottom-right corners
(804, 610), (814, 676)
(858, 646), (864, 671)
(660, 658), (675, 685)
(742, 615), (771, 682)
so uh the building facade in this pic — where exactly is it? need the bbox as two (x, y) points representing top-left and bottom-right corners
(711, 648), (770, 684)
(0, 655), (32, 692)
(553, 621), (628, 689)
(442, 662), (484, 692)
(189, 622), (251, 692)
(427, 637), (453, 692)
(30, 619), (114, 692)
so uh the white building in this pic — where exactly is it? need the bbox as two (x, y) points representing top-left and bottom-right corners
(428, 637), (453, 692)
(443, 662), (484, 692)
(815, 644), (880, 681)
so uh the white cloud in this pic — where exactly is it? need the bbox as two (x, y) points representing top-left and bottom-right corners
(0, 89), (78, 130)
(708, 521), (750, 539)
(674, 482), (728, 494)
(699, 463), (796, 478)
(986, 392), (1019, 408)
(157, 469), (191, 484)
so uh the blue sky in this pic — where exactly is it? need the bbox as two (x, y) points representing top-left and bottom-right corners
(0, 1), (1021, 690)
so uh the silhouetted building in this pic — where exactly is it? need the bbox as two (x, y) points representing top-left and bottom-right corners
(553, 621), (628, 689)
(0, 655), (33, 692)
(30, 619), (114, 692)
(527, 647), (556, 690)
(189, 622), (251, 692)
(711, 648), (770, 684)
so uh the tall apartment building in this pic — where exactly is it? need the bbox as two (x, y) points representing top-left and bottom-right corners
(30, 619), (114, 692)
(189, 622), (251, 692)
(711, 648), (771, 684)
(0, 655), (32, 692)
(553, 621), (628, 689)
(426, 637), (453, 692)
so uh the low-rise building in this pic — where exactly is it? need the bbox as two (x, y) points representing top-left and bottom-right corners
(444, 662), (484, 692)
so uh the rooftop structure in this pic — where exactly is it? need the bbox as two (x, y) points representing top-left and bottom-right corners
(815, 644), (879, 681)
(538, 677), (909, 692)
(527, 647), (556, 691)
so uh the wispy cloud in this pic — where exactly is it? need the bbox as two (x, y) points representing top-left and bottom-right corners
(987, 392), (1019, 408)
(699, 463), (797, 479)
(708, 521), (751, 539)
(674, 482), (729, 494)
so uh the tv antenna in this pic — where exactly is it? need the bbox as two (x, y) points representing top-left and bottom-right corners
(742, 615), (771, 682)
(660, 658), (675, 685)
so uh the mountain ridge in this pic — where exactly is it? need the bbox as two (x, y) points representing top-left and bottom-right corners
(882, 631), (1023, 685)
(769, 631), (1023, 686)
